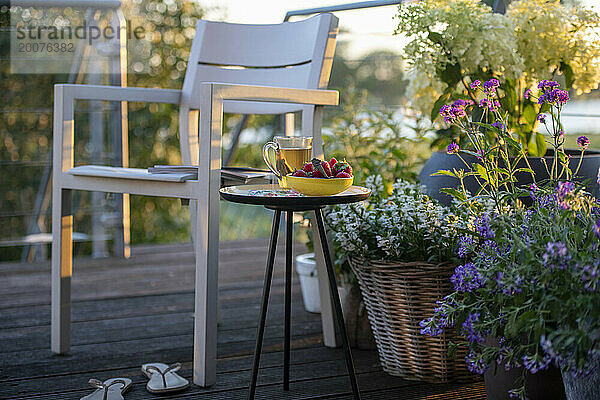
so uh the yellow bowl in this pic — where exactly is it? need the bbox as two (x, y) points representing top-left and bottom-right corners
(286, 175), (353, 196)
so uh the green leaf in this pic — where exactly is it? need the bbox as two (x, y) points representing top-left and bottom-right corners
(474, 163), (489, 182)
(439, 62), (463, 87)
(560, 62), (575, 89)
(428, 31), (443, 45)
(431, 169), (457, 178)
(440, 188), (467, 202)
(431, 90), (453, 122)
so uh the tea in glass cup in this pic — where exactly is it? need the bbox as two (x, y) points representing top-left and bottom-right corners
(262, 136), (312, 188)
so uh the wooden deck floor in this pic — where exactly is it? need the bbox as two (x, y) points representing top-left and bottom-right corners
(0, 239), (485, 399)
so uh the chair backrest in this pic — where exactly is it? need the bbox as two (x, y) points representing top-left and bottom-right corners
(181, 14), (338, 114)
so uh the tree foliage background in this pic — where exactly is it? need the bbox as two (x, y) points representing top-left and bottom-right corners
(0, 1), (410, 261)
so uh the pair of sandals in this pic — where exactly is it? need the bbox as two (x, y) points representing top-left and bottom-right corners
(81, 363), (189, 400)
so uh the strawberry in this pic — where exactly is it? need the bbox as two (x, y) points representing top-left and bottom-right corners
(328, 157), (338, 169)
(292, 170), (308, 177)
(335, 171), (351, 178)
(311, 169), (325, 178)
(321, 161), (332, 177)
(301, 162), (314, 173)
(333, 161), (352, 176)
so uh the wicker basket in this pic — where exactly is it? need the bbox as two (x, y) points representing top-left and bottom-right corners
(349, 257), (476, 383)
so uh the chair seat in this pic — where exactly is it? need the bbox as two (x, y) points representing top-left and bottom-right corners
(69, 165), (195, 182)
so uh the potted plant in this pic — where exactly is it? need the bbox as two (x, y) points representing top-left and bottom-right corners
(325, 176), (476, 382)
(295, 88), (430, 346)
(419, 78), (600, 399)
(394, 0), (600, 202)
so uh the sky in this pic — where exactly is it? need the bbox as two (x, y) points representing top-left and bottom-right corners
(200, 0), (600, 59)
(202, 0), (405, 59)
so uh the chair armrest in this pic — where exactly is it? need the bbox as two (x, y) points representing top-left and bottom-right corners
(55, 84), (181, 104)
(206, 83), (339, 107)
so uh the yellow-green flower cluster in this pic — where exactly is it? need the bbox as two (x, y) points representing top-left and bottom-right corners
(508, 0), (600, 95)
(397, 0), (600, 115)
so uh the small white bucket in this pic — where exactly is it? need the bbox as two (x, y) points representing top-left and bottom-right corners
(295, 253), (320, 313)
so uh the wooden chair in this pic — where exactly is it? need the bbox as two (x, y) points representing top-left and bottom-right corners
(51, 14), (339, 387)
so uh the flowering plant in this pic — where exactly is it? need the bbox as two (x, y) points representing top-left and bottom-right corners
(419, 186), (600, 399)
(436, 78), (590, 213)
(395, 0), (600, 156)
(325, 176), (470, 264)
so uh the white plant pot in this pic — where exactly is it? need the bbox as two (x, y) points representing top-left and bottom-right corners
(296, 253), (321, 313)
(295, 253), (346, 314)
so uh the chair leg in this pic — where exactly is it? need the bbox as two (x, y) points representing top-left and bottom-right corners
(314, 209), (361, 400)
(284, 211), (293, 390)
(51, 188), (72, 354)
(193, 198), (219, 387)
(248, 210), (281, 400)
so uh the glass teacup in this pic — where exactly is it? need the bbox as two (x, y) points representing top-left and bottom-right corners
(262, 136), (313, 188)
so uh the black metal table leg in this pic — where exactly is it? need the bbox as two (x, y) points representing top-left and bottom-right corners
(248, 210), (281, 400)
(314, 209), (361, 400)
(284, 211), (293, 390)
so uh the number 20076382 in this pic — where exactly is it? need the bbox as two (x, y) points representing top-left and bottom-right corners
(18, 42), (75, 52)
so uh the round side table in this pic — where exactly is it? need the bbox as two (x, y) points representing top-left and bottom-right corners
(220, 184), (370, 400)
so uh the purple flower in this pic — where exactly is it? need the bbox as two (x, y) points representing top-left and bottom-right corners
(598, 166), (600, 185)
(580, 262), (599, 292)
(451, 262), (485, 292)
(555, 181), (576, 209)
(542, 241), (570, 270)
(447, 142), (460, 154)
(419, 317), (443, 336)
(577, 136), (590, 150)
(537, 114), (546, 123)
(483, 78), (500, 92)
(471, 79), (481, 89)
(461, 313), (485, 344)
(537, 80), (560, 90)
(524, 89), (532, 99)
(496, 271), (523, 295)
(492, 121), (504, 130)
(538, 88), (570, 106)
(458, 235), (474, 258)
(475, 213), (495, 239)
(593, 220), (600, 239)
(465, 350), (488, 374)
(522, 353), (552, 374)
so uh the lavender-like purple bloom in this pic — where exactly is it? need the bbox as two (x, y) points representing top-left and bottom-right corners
(524, 89), (532, 99)
(492, 121), (504, 130)
(555, 181), (576, 210)
(447, 142), (460, 154)
(539, 88), (569, 106)
(496, 271), (523, 295)
(471, 79), (481, 89)
(580, 262), (599, 292)
(419, 317), (443, 336)
(465, 350), (488, 374)
(451, 262), (485, 292)
(537, 114), (546, 123)
(593, 220), (600, 239)
(522, 354), (552, 374)
(542, 241), (570, 270)
(461, 313), (485, 344)
(475, 213), (495, 239)
(577, 136), (590, 150)
(458, 235), (474, 258)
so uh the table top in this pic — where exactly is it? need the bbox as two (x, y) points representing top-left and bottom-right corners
(219, 184), (371, 210)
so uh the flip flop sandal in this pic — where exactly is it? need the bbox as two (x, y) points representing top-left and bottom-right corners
(80, 378), (132, 400)
(141, 362), (190, 393)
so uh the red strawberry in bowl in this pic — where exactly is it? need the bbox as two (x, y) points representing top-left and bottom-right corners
(302, 162), (314, 173)
(321, 161), (332, 177)
(333, 161), (352, 176)
(311, 169), (325, 178)
(328, 157), (338, 169)
(292, 170), (308, 177)
(334, 171), (352, 179)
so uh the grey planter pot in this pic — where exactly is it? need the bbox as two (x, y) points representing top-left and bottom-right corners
(418, 150), (600, 206)
(561, 359), (600, 400)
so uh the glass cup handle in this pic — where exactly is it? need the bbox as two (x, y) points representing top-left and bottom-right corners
(262, 142), (282, 181)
